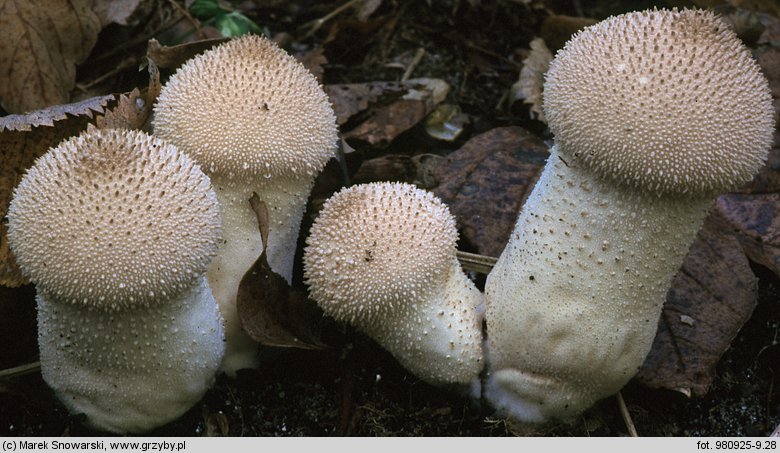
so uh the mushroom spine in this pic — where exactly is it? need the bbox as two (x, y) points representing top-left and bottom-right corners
(484, 8), (775, 423)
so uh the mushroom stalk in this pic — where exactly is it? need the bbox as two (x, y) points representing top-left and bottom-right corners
(207, 174), (313, 372)
(152, 35), (338, 376)
(37, 278), (224, 434)
(482, 8), (774, 423)
(484, 146), (712, 422)
(303, 182), (484, 387)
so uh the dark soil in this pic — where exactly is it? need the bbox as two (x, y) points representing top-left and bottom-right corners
(1, 0), (779, 437)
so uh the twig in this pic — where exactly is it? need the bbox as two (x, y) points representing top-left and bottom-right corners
(298, 0), (363, 40)
(0, 361), (41, 379)
(771, 423), (780, 437)
(168, 0), (210, 41)
(617, 391), (639, 437)
(401, 48), (426, 82)
(456, 251), (497, 275)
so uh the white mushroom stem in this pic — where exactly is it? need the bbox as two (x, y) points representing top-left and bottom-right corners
(361, 260), (485, 388)
(37, 278), (224, 434)
(484, 146), (713, 423)
(303, 182), (485, 387)
(207, 174), (313, 373)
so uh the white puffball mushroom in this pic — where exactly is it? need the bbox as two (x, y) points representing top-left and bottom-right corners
(303, 182), (484, 387)
(153, 34), (338, 375)
(484, 8), (775, 423)
(7, 128), (225, 434)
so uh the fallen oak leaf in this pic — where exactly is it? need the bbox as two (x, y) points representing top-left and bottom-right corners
(0, 0), (100, 113)
(328, 78), (449, 147)
(636, 208), (759, 396)
(716, 193), (780, 277)
(432, 126), (549, 257)
(237, 194), (328, 350)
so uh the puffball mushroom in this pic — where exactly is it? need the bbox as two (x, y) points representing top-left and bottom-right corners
(7, 128), (225, 434)
(303, 182), (484, 387)
(484, 8), (775, 423)
(153, 34), (338, 375)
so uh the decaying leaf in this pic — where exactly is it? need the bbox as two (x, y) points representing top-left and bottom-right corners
(717, 193), (780, 277)
(327, 78), (449, 147)
(637, 208), (759, 396)
(432, 126), (549, 257)
(0, 0), (100, 113)
(92, 0), (148, 27)
(325, 82), (407, 125)
(94, 56), (160, 132)
(351, 153), (442, 189)
(539, 14), (598, 52)
(511, 38), (553, 122)
(236, 194), (327, 350)
(424, 104), (468, 141)
(146, 38), (228, 70)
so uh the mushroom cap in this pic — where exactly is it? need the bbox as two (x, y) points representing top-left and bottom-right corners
(7, 128), (221, 309)
(152, 34), (338, 181)
(543, 8), (775, 195)
(303, 182), (458, 326)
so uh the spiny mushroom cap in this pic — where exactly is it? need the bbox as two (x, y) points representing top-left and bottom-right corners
(7, 128), (221, 309)
(543, 8), (775, 195)
(152, 34), (338, 181)
(303, 182), (458, 326)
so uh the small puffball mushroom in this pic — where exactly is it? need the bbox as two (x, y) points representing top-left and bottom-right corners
(7, 128), (224, 434)
(153, 34), (338, 375)
(303, 182), (484, 387)
(484, 8), (775, 423)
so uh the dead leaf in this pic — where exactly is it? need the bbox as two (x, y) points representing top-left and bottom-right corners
(295, 47), (328, 83)
(540, 15), (597, 52)
(146, 37), (228, 70)
(0, 0), (100, 113)
(511, 38), (553, 123)
(432, 127), (549, 257)
(637, 209), (759, 396)
(717, 193), (780, 277)
(92, 0), (148, 27)
(236, 194), (328, 350)
(325, 82), (407, 125)
(338, 78), (449, 147)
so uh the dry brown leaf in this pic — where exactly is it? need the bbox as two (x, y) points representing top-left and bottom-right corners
(432, 126), (549, 257)
(146, 38), (228, 70)
(338, 78), (449, 147)
(92, 0), (148, 26)
(637, 209), (759, 396)
(540, 15), (598, 52)
(237, 194), (327, 350)
(511, 38), (553, 123)
(717, 193), (780, 277)
(0, 0), (100, 113)
(296, 47), (328, 83)
(324, 82), (408, 125)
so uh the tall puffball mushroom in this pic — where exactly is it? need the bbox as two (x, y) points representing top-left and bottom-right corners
(303, 182), (484, 388)
(484, 8), (775, 423)
(7, 128), (225, 434)
(152, 35), (338, 375)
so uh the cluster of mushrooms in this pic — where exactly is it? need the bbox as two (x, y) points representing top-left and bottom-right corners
(5, 8), (775, 434)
